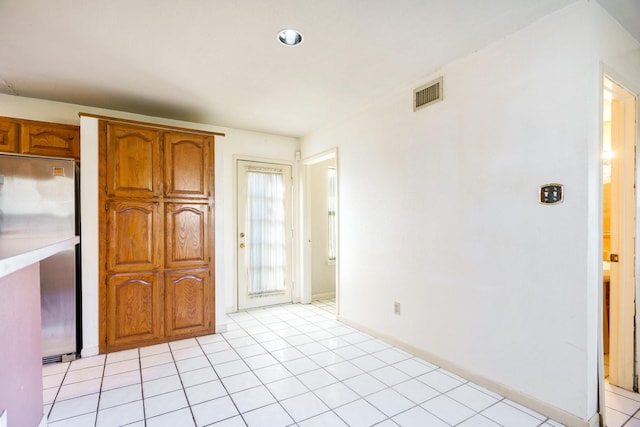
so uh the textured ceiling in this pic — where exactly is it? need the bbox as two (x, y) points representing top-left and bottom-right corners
(0, 0), (636, 137)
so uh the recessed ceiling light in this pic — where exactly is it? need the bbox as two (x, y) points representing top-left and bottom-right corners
(277, 29), (303, 46)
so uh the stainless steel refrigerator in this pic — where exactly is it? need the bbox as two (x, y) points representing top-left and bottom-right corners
(0, 154), (79, 363)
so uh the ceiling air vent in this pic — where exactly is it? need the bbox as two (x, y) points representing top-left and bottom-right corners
(413, 77), (443, 111)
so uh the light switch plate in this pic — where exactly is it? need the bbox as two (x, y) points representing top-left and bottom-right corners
(540, 183), (563, 205)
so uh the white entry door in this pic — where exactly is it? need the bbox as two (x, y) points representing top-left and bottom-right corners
(237, 160), (293, 309)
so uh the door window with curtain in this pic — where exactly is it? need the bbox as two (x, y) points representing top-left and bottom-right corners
(246, 167), (286, 295)
(236, 159), (293, 310)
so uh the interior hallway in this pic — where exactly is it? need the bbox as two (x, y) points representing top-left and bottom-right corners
(43, 300), (566, 427)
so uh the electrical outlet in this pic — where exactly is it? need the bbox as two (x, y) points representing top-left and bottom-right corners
(394, 302), (401, 315)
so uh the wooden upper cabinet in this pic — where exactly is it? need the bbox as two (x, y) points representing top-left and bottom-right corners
(107, 200), (161, 272)
(164, 132), (212, 199)
(106, 123), (161, 198)
(20, 121), (79, 160)
(0, 116), (79, 159)
(165, 203), (209, 268)
(0, 118), (19, 153)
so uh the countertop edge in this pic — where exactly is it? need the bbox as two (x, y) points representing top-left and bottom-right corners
(0, 236), (80, 279)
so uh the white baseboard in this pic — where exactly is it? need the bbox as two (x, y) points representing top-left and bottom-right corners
(338, 315), (596, 427)
(80, 346), (99, 358)
(216, 323), (228, 333)
(312, 292), (336, 301)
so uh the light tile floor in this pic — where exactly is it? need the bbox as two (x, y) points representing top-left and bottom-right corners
(43, 299), (566, 427)
(605, 382), (640, 426)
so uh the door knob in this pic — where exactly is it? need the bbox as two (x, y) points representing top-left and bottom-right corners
(610, 253), (619, 262)
(240, 243), (245, 249)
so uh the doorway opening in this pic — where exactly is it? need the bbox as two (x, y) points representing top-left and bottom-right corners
(602, 75), (637, 391)
(301, 150), (339, 311)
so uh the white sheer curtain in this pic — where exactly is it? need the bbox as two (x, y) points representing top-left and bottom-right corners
(328, 167), (337, 261)
(246, 168), (286, 295)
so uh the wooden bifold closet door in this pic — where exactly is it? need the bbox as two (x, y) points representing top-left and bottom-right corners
(98, 118), (220, 353)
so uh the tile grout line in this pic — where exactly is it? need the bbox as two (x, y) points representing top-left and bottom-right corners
(137, 348), (145, 426)
(200, 329), (248, 426)
(93, 356), (107, 427)
(167, 340), (198, 427)
(622, 406), (640, 426)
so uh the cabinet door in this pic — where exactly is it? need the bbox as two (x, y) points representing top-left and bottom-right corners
(107, 272), (163, 349)
(165, 268), (212, 337)
(106, 123), (161, 197)
(165, 203), (210, 268)
(20, 122), (79, 160)
(164, 132), (212, 199)
(0, 118), (19, 153)
(107, 200), (161, 272)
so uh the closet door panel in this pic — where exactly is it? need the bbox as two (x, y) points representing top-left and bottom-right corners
(165, 203), (209, 268)
(164, 132), (212, 199)
(165, 268), (211, 337)
(107, 200), (162, 272)
(107, 272), (163, 348)
(106, 123), (161, 197)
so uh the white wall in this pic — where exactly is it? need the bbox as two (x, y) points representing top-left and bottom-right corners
(301, 1), (640, 423)
(0, 94), (298, 355)
(310, 158), (336, 298)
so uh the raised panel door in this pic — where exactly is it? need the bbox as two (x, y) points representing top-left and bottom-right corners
(164, 132), (212, 199)
(107, 200), (161, 272)
(0, 118), (19, 153)
(20, 122), (79, 160)
(107, 272), (163, 348)
(165, 268), (211, 337)
(165, 203), (209, 268)
(106, 123), (161, 197)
